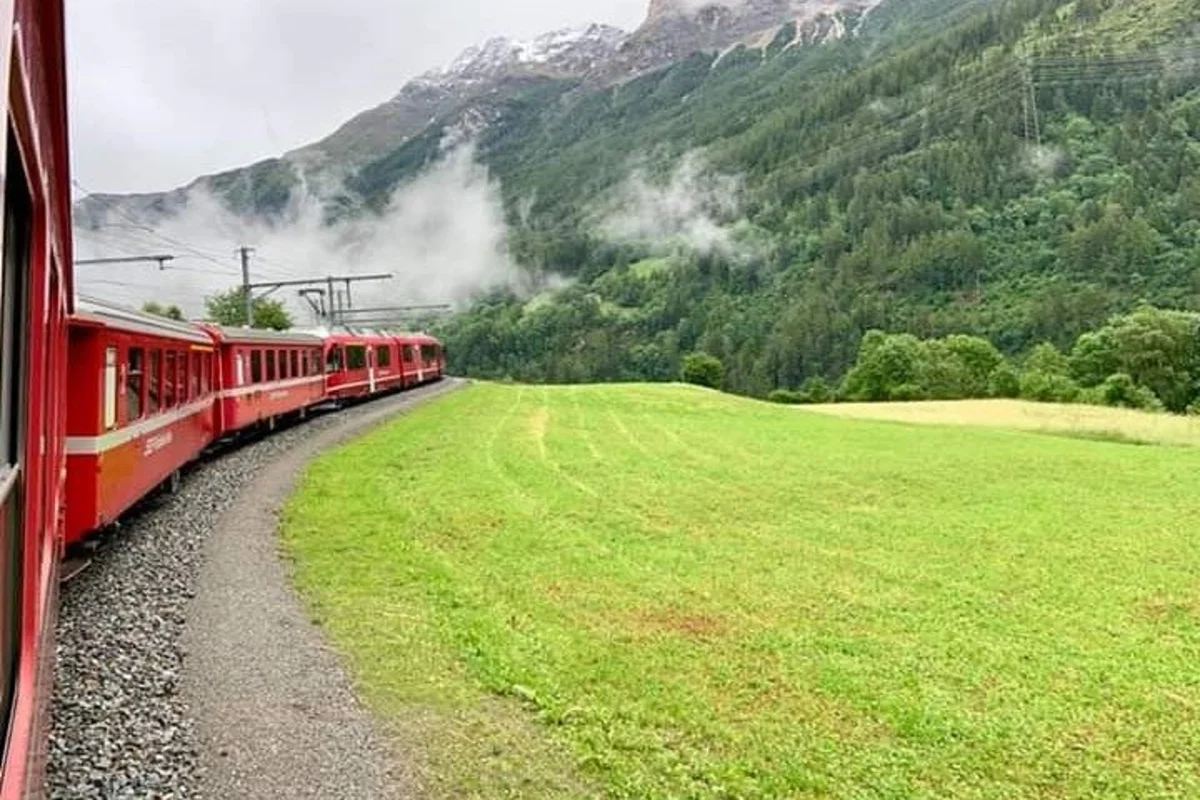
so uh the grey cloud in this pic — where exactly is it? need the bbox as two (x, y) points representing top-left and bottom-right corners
(69, 0), (647, 193)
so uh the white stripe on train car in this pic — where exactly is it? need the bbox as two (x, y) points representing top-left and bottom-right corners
(221, 375), (325, 399)
(66, 397), (213, 456)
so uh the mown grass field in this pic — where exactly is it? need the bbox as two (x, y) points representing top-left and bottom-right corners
(283, 383), (1200, 799)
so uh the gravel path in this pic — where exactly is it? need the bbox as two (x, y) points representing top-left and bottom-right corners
(49, 379), (464, 799)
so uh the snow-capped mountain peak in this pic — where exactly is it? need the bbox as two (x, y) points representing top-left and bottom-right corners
(421, 23), (628, 87)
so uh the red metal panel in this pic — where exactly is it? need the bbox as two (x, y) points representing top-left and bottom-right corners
(1, 1), (71, 797)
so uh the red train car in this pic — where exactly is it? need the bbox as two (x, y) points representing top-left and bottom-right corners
(64, 300), (219, 547)
(204, 326), (325, 437)
(0, 1), (73, 797)
(323, 331), (394, 402)
(398, 333), (445, 387)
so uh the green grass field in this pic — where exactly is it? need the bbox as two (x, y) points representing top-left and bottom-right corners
(283, 383), (1200, 799)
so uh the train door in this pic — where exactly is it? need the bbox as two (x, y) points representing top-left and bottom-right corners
(0, 129), (31, 731)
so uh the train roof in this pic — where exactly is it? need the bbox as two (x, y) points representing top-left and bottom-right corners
(200, 324), (325, 346)
(72, 296), (212, 345)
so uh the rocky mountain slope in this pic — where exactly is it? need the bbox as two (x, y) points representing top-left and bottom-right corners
(76, 0), (891, 228)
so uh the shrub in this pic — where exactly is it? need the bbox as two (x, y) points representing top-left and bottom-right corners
(799, 376), (833, 404)
(1019, 370), (1080, 403)
(988, 363), (1021, 398)
(681, 352), (724, 389)
(1099, 373), (1164, 412)
(768, 389), (806, 404)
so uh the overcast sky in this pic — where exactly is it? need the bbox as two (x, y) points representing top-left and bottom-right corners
(68, 0), (648, 196)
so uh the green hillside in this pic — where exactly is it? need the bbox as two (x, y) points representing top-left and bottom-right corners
(412, 0), (1200, 395)
(285, 383), (1200, 798)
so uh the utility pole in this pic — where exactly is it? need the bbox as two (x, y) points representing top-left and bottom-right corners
(239, 246), (255, 327)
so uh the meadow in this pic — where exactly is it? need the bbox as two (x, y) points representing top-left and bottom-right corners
(283, 383), (1200, 799)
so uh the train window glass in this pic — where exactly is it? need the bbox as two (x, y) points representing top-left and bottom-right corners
(266, 350), (277, 381)
(104, 348), (118, 430)
(147, 350), (160, 415)
(190, 353), (200, 399)
(290, 350), (299, 378)
(420, 345), (435, 362)
(177, 352), (188, 404)
(127, 349), (144, 420)
(0, 127), (32, 740)
(347, 346), (367, 370)
(164, 351), (176, 408)
(402, 345), (415, 363)
(200, 353), (210, 395)
(251, 350), (263, 383)
(282, 350), (292, 379)
(377, 346), (391, 368)
(326, 346), (343, 373)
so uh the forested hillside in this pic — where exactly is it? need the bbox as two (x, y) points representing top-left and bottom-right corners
(427, 0), (1200, 396)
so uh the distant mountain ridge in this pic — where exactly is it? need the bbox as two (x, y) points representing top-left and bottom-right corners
(75, 0), (886, 228)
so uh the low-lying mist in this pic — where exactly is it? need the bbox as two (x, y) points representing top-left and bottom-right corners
(75, 144), (517, 324)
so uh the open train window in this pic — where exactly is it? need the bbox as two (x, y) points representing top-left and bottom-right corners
(148, 350), (162, 414)
(377, 346), (391, 368)
(289, 350), (299, 378)
(266, 350), (277, 381)
(250, 350), (262, 383)
(127, 348), (145, 420)
(346, 346), (367, 370)
(0, 127), (32, 736)
(279, 350), (290, 380)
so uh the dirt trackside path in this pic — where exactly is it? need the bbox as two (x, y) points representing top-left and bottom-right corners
(182, 378), (466, 800)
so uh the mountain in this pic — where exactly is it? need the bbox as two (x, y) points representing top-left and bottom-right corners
(76, 0), (889, 228)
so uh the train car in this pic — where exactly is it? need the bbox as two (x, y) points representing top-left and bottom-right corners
(65, 300), (219, 547)
(323, 330), (393, 403)
(0, 0), (73, 797)
(204, 325), (325, 437)
(399, 333), (445, 386)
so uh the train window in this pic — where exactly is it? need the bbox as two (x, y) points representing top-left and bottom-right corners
(147, 350), (160, 415)
(377, 346), (391, 368)
(281, 350), (291, 380)
(190, 353), (200, 400)
(326, 346), (343, 373)
(251, 350), (263, 383)
(420, 345), (435, 363)
(127, 349), (145, 420)
(290, 350), (299, 378)
(164, 351), (176, 408)
(347, 346), (367, 370)
(104, 348), (118, 430)
(200, 353), (211, 395)
(0, 127), (32, 742)
(402, 345), (415, 363)
(266, 350), (277, 381)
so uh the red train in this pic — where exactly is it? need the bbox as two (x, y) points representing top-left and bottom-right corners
(1, 3), (447, 795)
(65, 298), (445, 548)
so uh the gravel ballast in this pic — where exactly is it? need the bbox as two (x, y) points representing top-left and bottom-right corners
(49, 379), (463, 799)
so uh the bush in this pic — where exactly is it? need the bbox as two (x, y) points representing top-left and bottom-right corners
(681, 352), (724, 389)
(1099, 373), (1163, 411)
(768, 389), (806, 404)
(799, 376), (833, 404)
(988, 363), (1021, 398)
(1019, 370), (1081, 403)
